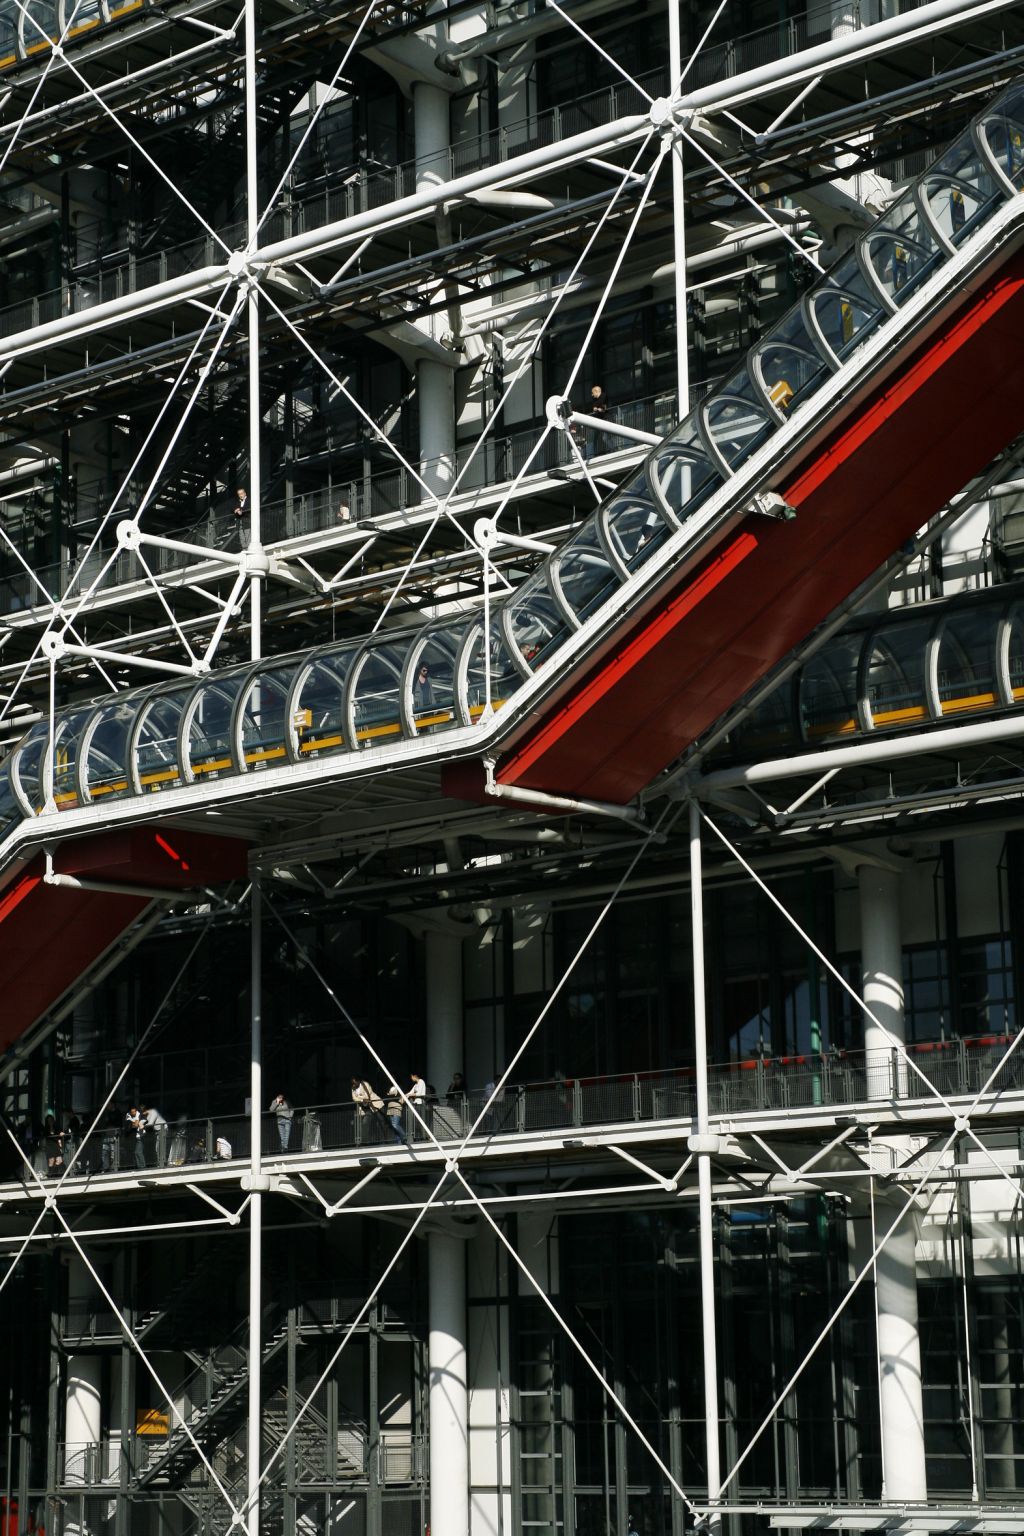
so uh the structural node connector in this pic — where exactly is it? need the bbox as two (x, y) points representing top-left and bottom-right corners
(545, 394), (573, 430)
(116, 519), (140, 551)
(648, 97), (694, 134)
(687, 1133), (721, 1154)
(40, 630), (66, 660)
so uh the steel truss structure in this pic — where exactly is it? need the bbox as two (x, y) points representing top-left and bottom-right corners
(6, 3), (1024, 1536)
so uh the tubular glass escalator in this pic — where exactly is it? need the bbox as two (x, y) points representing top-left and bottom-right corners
(3, 79), (1024, 839)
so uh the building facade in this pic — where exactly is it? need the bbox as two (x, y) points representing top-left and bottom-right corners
(1, 1), (1024, 1534)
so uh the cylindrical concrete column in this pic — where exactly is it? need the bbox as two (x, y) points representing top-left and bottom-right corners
(858, 862), (927, 1504)
(65, 1261), (102, 1488)
(426, 923), (469, 1536)
(413, 82), (456, 500)
(859, 865), (905, 1097)
(874, 1219), (927, 1501)
(429, 1234), (470, 1536)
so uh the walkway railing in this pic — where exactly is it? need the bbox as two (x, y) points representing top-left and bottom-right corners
(32, 1034), (1021, 1180)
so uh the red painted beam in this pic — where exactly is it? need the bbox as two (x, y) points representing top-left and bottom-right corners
(0, 827), (249, 1057)
(480, 254), (1024, 804)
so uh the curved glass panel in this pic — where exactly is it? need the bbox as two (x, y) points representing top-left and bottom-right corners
(922, 122), (1006, 246)
(505, 569), (572, 671)
(185, 672), (248, 780)
(799, 636), (862, 742)
(51, 707), (94, 812)
(11, 724), (48, 815)
(752, 306), (831, 413)
(350, 642), (409, 749)
(239, 668), (291, 771)
(982, 84), (1024, 190)
(0, 760), (20, 844)
(464, 621), (523, 719)
(647, 423), (723, 521)
(134, 686), (190, 794)
(409, 621), (468, 736)
(0, 9), (19, 58)
(863, 191), (946, 306)
(63, 0), (103, 30)
(551, 523), (623, 624)
(1008, 605), (1024, 702)
(703, 372), (775, 468)
(937, 610), (998, 717)
(863, 620), (932, 730)
(602, 495), (671, 570)
(291, 648), (358, 759)
(81, 701), (134, 804)
(812, 284), (883, 364)
(18, 0), (56, 51)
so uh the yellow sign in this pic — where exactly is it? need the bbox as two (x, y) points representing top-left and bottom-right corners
(136, 1409), (169, 1436)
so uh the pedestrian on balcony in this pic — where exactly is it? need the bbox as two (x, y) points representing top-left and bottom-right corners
(142, 1104), (168, 1167)
(336, 500), (352, 524)
(384, 1084), (406, 1144)
(446, 1072), (466, 1105)
(585, 383), (609, 459)
(231, 487), (249, 551)
(351, 1077), (383, 1116)
(269, 1092), (294, 1152)
(44, 1114), (64, 1176)
(125, 1105), (145, 1170)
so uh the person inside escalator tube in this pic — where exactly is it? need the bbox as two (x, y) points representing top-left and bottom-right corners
(269, 1092), (294, 1151)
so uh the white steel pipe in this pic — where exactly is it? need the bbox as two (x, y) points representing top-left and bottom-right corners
(566, 409), (661, 446)
(245, 0), (262, 664)
(698, 712), (1024, 791)
(246, 870), (263, 1536)
(667, 0), (689, 415)
(689, 801), (721, 1532)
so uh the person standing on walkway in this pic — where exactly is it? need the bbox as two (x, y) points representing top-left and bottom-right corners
(142, 1104), (168, 1167)
(269, 1092), (294, 1152)
(384, 1084), (405, 1144)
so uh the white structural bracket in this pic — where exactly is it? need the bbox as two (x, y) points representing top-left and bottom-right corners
(474, 517), (557, 558)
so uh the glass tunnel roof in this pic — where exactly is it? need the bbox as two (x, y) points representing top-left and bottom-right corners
(4, 77), (1024, 841)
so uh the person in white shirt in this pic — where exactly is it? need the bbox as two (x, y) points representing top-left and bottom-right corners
(142, 1104), (168, 1167)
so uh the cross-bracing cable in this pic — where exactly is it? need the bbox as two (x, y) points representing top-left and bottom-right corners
(700, 809), (1024, 1213)
(9, 0), (232, 254)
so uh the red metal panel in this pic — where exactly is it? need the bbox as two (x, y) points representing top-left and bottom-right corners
(485, 255), (1024, 804)
(0, 858), (148, 1054)
(0, 826), (249, 1056)
(57, 825), (248, 886)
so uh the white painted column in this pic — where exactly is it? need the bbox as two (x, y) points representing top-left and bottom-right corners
(65, 1261), (102, 1493)
(858, 864), (927, 1505)
(429, 1235), (470, 1536)
(859, 866), (906, 1098)
(426, 927), (469, 1536)
(414, 82), (456, 500)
